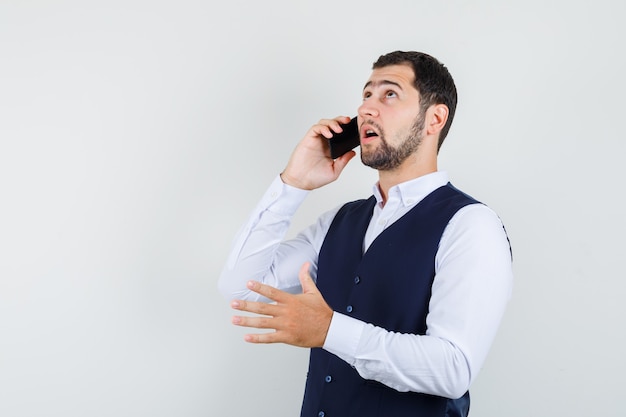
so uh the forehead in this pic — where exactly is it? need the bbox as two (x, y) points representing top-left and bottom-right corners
(364, 64), (417, 91)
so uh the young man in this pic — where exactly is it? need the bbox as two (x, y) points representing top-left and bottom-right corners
(219, 51), (513, 417)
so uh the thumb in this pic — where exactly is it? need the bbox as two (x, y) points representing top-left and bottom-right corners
(332, 150), (356, 173)
(298, 262), (318, 294)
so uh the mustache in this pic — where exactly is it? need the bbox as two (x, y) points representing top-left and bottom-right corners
(360, 119), (385, 138)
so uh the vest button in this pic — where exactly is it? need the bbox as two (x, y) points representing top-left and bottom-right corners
(354, 276), (360, 284)
(325, 375), (332, 383)
(346, 305), (353, 313)
(318, 412), (325, 417)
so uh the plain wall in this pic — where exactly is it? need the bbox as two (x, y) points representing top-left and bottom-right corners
(1, 1), (624, 416)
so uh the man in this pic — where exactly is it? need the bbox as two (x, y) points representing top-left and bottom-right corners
(218, 51), (513, 417)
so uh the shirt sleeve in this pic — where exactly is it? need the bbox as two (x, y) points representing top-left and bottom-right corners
(322, 203), (513, 399)
(218, 175), (340, 302)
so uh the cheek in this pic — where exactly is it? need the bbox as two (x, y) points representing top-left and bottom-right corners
(388, 122), (414, 144)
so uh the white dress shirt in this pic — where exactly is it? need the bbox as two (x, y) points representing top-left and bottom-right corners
(218, 171), (513, 399)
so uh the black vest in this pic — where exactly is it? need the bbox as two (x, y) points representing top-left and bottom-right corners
(300, 183), (478, 417)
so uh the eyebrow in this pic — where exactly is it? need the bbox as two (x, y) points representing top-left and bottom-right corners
(363, 79), (403, 91)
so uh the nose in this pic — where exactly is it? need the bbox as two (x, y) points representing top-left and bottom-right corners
(358, 100), (379, 119)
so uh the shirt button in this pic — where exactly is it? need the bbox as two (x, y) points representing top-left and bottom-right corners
(325, 375), (332, 383)
(407, 198), (414, 205)
(378, 219), (386, 226)
(354, 276), (360, 284)
(346, 305), (353, 313)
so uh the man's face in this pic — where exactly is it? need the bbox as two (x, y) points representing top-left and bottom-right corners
(357, 64), (424, 171)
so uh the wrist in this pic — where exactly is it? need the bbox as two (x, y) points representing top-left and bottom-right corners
(280, 171), (311, 190)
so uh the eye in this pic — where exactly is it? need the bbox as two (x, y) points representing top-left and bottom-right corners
(385, 90), (397, 99)
(362, 91), (372, 101)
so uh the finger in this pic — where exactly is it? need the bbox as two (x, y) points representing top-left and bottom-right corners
(326, 115), (351, 128)
(243, 331), (283, 344)
(298, 262), (318, 295)
(246, 280), (287, 302)
(327, 116), (352, 134)
(230, 299), (279, 316)
(231, 314), (276, 330)
(334, 115), (352, 123)
(315, 117), (350, 138)
(317, 117), (349, 127)
(311, 123), (336, 139)
(332, 150), (356, 172)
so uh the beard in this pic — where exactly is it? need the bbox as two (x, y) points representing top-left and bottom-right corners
(360, 111), (425, 171)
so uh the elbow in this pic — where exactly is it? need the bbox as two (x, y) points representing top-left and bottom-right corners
(444, 381), (471, 401)
(217, 268), (239, 301)
(217, 278), (231, 301)
(217, 267), (258, 301)
(380, 337), (473, 399)
(438, 350), (473, 399)
(432, 373), (471, 400)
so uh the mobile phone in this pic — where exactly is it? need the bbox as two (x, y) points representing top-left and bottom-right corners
(329, 117), (360, 159)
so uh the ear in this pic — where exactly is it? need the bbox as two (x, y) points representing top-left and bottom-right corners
(425, 104), (449, 137)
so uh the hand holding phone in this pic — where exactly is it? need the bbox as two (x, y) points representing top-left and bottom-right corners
(328, 117), (359, 159)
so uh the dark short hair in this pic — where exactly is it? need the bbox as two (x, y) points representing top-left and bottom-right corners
(373, 51), (457, 150)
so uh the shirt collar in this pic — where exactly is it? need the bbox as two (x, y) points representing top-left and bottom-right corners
(372, 171), (450, 207)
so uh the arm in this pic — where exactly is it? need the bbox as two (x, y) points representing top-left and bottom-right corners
(218, 116), (357, 301)
(231, 204), (512, 397)
(218, 176), (317, 301)
(322, 204), (514, 398)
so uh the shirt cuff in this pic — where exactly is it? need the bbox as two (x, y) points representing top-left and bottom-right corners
(323, 312), (365, 365)
(260, 175), (309, 216)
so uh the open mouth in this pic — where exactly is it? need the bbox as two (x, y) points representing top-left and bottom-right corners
(365, 129), (378, 138)
(361, 125), (380, 142)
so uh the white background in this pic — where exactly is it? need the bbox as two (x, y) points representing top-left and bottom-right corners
(1, 1), (624, 416)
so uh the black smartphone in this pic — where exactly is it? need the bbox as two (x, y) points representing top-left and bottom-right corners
(329, 117), (360, 159)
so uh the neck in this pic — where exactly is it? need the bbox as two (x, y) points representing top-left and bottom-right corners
(377, 154), (437, 205)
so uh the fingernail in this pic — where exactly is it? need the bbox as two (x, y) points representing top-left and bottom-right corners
(247, 280), (256, 289)
(232, 316), (241, 324)
(231, 300), (240, 308)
